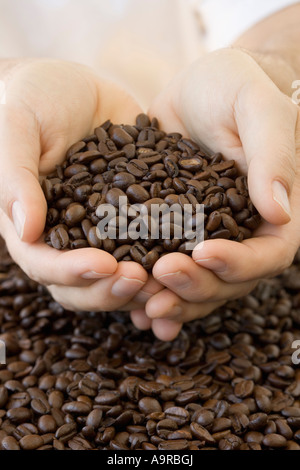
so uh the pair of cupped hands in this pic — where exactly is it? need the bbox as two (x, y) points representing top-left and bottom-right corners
(0, 48), (299, 341)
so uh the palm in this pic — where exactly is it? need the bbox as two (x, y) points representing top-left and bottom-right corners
(7, 60), (141, 177)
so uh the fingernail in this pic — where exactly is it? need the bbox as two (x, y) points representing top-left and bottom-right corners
(195, 257), (227, 272)
(272, 180), (291, 218)
(12, 201), (26, 240)
(157, 271), (192, 289)
(111, 276), (145, 297)
(81, 271), (113, 280)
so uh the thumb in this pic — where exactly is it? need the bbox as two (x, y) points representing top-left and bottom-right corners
(236, 84), (298, 225)
(0, 106), (47, 242)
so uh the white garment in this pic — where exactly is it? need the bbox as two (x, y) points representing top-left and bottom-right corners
(0, 0), (298, 107)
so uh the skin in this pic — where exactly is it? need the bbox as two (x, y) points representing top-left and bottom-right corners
(1, 5), (300, 341)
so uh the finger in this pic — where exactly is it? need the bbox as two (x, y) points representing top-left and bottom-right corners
(130, 309), (152, 330)
(1, 213), (118, 286)
(145, 288), (227, 324)
(193, 235), (295, 283)
(0, 104), (46, 242)
(151, 319), (183, 342)
(48, 261), (148, 312)
(132, 275), (164, 304)
(236, 82), (298, 225)
(152, 252), (254, 302)
(98, 80), (143, 125)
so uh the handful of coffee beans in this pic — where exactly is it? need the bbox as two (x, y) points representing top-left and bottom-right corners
(43, 113), (260, 271)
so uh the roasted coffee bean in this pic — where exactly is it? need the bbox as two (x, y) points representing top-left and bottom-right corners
(193, 409), (214, 427)
(64, 204), (86, 227)
(112, 172), (136, 190)
(105, 188), (127, 207)
(219, 434), (242, 450)
(6, 407), (32, 424)
(262, 433), (287, 448)
(190, 422), (215, 444)
(249, 413), (268, 431)
(37, 415), (57, 434)
(126, 159), (148, 178)
(1, 436), (21, 450)
(19, 434), (44, 450)
(130, 244), (148, 264)
(86, 227), (102, 248)
(158, 439), (189, 450)
(49, 226), (69, 250)
(234, 380), (254, 398)
(90, 158), (108, 174)
(165, 407), (189, 426)
(138, 397), (162, 415)
(126, 184), (150, 203)
(55, 423), (77, 443)
(141, 250), (159, 271)
(110, 127), (133, 147)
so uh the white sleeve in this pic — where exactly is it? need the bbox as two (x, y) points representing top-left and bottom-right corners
(192, 0), (300, 50)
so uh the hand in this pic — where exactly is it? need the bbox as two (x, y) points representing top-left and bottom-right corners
(0, 58), (148, 311)
(130, 48), (300, 341)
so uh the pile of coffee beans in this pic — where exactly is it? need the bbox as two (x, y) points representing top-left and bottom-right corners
(1, 237), (300, 451)
(43, 114), (260, 270)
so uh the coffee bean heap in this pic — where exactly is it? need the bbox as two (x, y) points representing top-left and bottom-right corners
(1, 238), (300, 451)
(43, 114), (260, 270)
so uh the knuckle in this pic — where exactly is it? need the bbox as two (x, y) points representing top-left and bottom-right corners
(191, 283), (217, 302)
(276, 142), (296, 177)
(24, 265), (44, 285)
(273, 246), (295, 276)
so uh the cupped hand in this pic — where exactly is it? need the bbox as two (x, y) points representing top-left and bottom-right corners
(130, 48), (300, 340)
(0, 58), (148, 311)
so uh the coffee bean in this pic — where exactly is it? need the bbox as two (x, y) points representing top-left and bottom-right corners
(219, 434), (242, 450)
(20, 434), (44, 450)
(62, 401), (91, 415)
(138, 397), (162, 415)
(193, 409), (214, 427)
(64, 204), (86, 227)
(6, 407), (32, 424)
(158, 439), (189, 450)
(112, 172), (136, 190)
(105, 188), (127, 207)
(126, 159), (148, 178)
(262, 433), (287, 448)
(31, 398), (50, 415)
(49, 226), (69, 250)
(38, 415), (57, 434)
(55, 423), (77, 443)
(136, 113), (151, 128)
(165, 407), (189, 426)
(110, 127), (133, 147)
(126, 184), (150, 203)
(249, 413), (268, 431)
(1, 436), (21, 450)
(190, 422), (215, 444)
(234, 380), (254, 398)
(141, 250), (159, 271)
